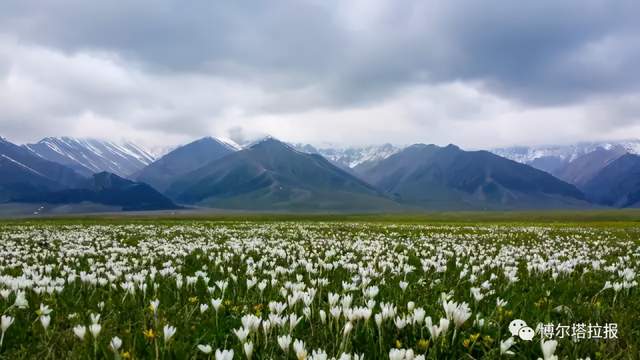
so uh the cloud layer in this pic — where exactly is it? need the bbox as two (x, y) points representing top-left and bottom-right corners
(1, 0), (639, 149)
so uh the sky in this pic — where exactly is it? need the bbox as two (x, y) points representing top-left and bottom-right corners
(1, 0), (639, 150)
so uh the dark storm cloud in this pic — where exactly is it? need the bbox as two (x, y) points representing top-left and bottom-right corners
(1, 0), (638, 107)
(1, 0), (640, 149)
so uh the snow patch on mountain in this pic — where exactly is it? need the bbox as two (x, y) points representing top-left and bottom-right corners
(1, 154), (46, 177)
(24, 137), (157, 178)
(493, 140), (640, 164)
(291, 143), (403, 168)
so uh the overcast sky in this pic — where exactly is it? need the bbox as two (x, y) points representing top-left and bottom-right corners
(1, 0), (639, 149)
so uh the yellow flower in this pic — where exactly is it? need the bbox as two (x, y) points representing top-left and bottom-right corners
(189, 296), (198, 303)
(463, 339), (471, 348)
(143, 328), (156, 339)
(395, 339), (402, 348)
(470, 333), (480, 342)
(417, 338), (429, 351)
(483, 335), (494, 346)
(122, 351), (131, 359)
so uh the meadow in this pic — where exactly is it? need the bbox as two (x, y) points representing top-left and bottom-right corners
(0, 214), (639, 359)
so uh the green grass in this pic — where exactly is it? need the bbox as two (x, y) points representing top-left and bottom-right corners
(0, 216), (638, 359)
(4, 208), (640, 226)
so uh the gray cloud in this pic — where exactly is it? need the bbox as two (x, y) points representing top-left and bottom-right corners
(0, 0), (639, 148)
(3, 0), (639, 105)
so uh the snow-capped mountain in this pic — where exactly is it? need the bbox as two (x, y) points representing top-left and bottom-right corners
(291, 143), (403, 169)
(492, 140), (640, 188)
(24, 137), (156, 178)
(493, 140), (640, 165)
(0, 137), (85, 201)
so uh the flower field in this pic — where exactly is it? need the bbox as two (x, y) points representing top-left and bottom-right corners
(0, 220), (638, 359)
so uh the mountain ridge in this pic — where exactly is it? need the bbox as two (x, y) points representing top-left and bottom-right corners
(360, 143), (587, 210)
(24, 137), (155, 178)
(135, 137), (238, 192)
(166, 138), (401, 211)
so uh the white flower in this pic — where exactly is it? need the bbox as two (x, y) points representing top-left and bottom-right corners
(278, 334), (292, 352)
(407, 301), (415, 312)
(89, 323), (102, 338)
(198, 344), (213, 354)
(211, 298), (223, 312)
(311, 349), (328, 360)
(289, 313), (302, 333)
(0, 315), (14, 348)
(389, 349), (406, 360)
(446, 301), (472, 329)
(500, 337), (515, 355)
(539, 340), (558, 360)
(38, 303), (53, 316)
(1, 315), (14, 333)
(215, 349), (234, 360)
(293, 339), (307, 360)
(244, 341), (254, 359)
(342, 321), (354, 336)
(394, 316), (407, 330)
(0, 290), (10, 300)
(319, 310), (327, 324)
(496, 298), (508, 307)
(413, 308), (426, 325)
(374, 313), (383, 327)
(405, 349), (415, 360)
(399, 281), (408, 291)
(14, 291), (28, 309)
(90, 313), (101, 324)
(234, 327), (249, 343)
(40, 315), (51, 330)
(72, 325), (86, 340)
(110, 336), (122, 352)
(150, 299), (160, 314)
(163, 325), (177, 341)
(200, 303), (209, 314)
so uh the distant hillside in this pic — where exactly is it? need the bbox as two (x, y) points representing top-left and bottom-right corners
(0, 137), (85, 201)
(15, 172), (178, 211)
(582, 154), (640, 208)
(360, 144), (587, 209)
(136, 137), (237, 192)
(556, 145), (627, 189)
(167, 138), (399, 211)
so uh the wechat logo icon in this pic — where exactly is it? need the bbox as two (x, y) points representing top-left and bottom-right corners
(509, 319), (535, 341)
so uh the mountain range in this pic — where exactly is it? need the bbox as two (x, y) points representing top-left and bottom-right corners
(2, 135), (640, 213)
(358, 144), (586, 209)
(166, 138), (399, 211)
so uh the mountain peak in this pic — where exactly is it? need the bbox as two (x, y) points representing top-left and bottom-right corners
(198, 136), (242, 151)
(248, 136), (288, 149)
